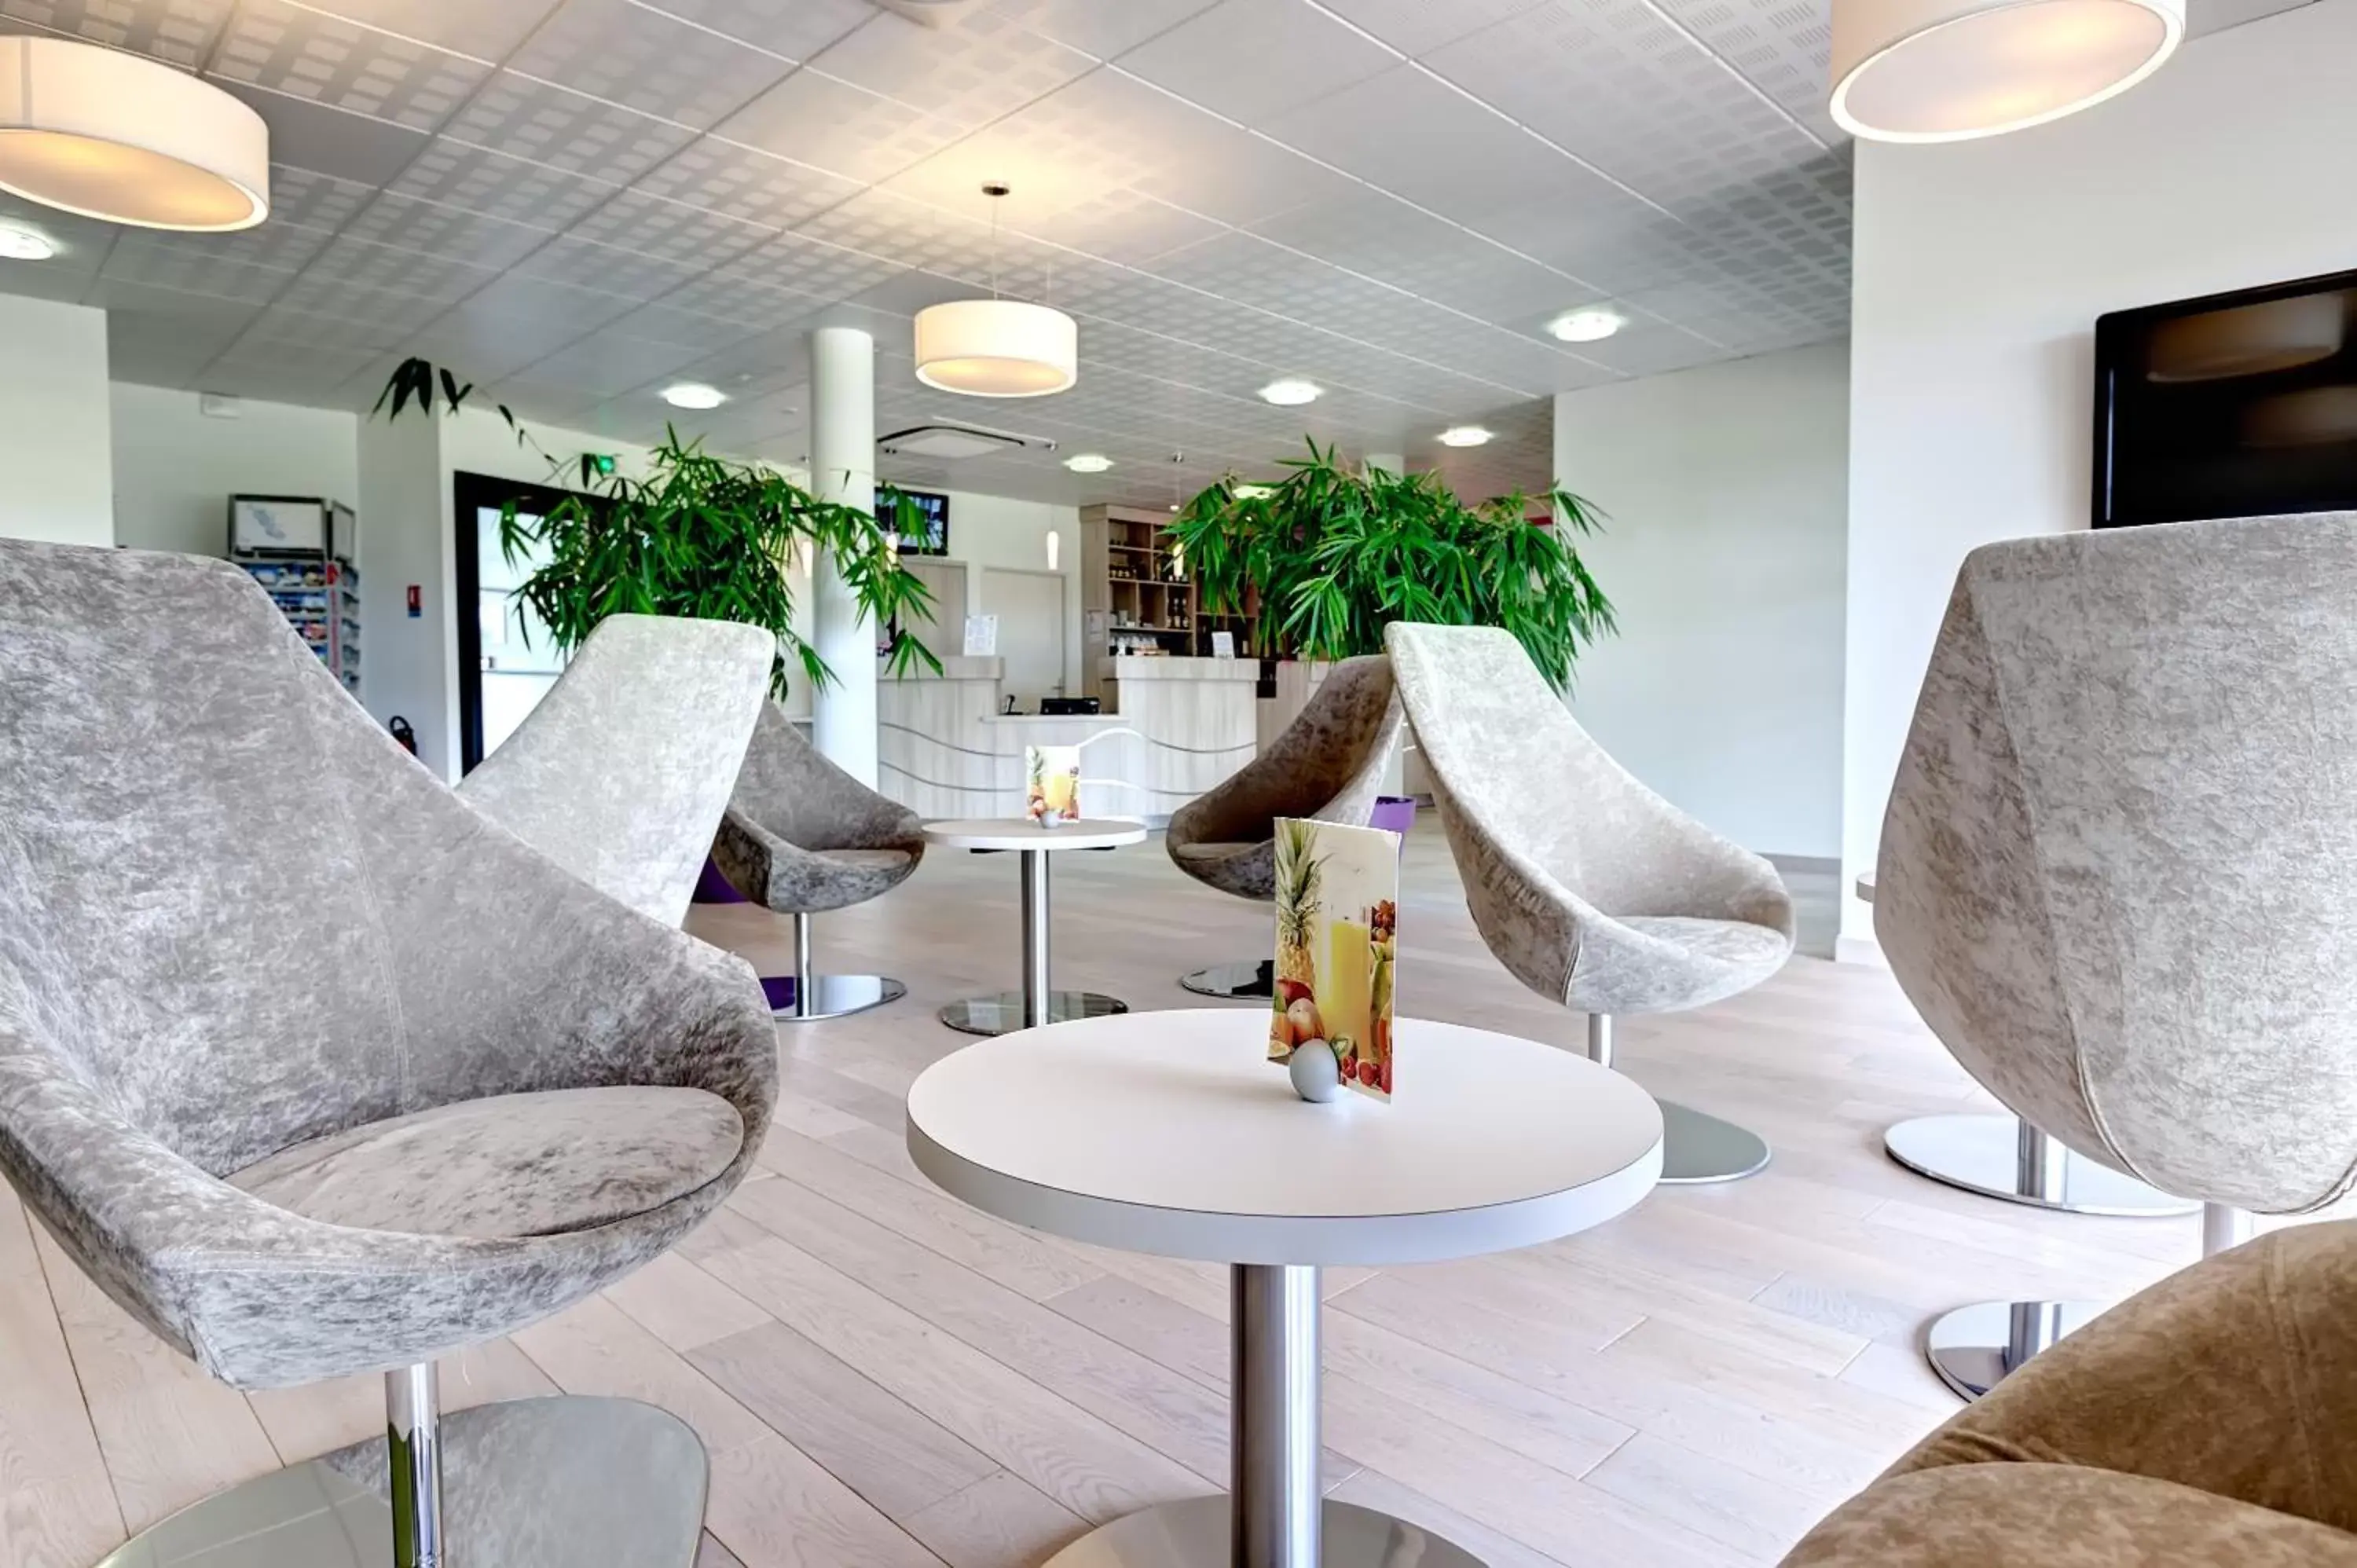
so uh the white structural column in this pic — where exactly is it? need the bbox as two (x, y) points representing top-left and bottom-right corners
(810, 326), (879, 785)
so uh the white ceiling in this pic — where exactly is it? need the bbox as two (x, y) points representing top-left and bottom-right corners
(0, 0), (2308, 507)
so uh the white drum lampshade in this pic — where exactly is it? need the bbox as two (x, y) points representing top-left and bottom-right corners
(0, 36), (269, 230)
(1829, 0), (2184, 143)
(913, 299), (1078, 397)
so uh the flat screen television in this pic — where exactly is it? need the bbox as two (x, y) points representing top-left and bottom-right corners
(2093, 267), (2357, 527)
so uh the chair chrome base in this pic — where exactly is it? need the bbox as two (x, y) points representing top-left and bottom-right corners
(940, 990), (1129, 1037)
(1658, 1099), (1772, 1185)
(1585, 1015), (1769, 1185)
(1925, 1299), (2108, 1402)
(94, 1394), (706, 1567)
(1041, 1494), (1483, 1566)
(1178, 958), (1276, 999)
(763, 973), (907, 1020)
(1885, 1114), (2198, 1216)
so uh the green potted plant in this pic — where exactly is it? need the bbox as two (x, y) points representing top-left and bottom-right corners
(1164, 440), (1615, 691)
(374, 357), (940, 695)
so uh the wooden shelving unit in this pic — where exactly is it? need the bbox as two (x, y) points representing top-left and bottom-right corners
(1081, 504), (1256, 704)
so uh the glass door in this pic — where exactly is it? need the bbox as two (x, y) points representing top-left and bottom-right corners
(454, 471), (587, 774)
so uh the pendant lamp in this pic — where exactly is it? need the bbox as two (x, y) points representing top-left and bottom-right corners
(913, 183), (1076, 398)
(1829, 0), (2183, 143)
(0, 36), (269, 229)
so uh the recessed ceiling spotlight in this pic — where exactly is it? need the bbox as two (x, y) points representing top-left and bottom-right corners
(1233, 483), (1274, 500)
(661, 382), (726, 409)
(1259, 378), (1321, 406)
(1549, 307), (1623, 343)
(1437, 427), (1494, 448)
(0, 223), (57, 261)
(1064, 452), (1113, 473)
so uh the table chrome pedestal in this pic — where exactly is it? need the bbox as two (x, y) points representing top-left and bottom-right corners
(1884, 1114), (2198, 1216)
(940, 845), (1128, 1035)
(1045, 1265), (1481, 1568)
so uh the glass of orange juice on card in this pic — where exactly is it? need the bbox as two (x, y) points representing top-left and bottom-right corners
(1321, 911), (1372, 1068)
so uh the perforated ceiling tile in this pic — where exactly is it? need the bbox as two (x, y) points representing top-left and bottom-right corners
(508, 0), (796, 129)
(291, 232), (507, 301)
(1651, 0), (1843, 142)
(99, 239), (298, 304)
(802, 8), (1096, 132)
(0, 0), (231, 67)
(658, 269), (825, 335)
(1118, 0), (1395, 126)
(506, 329), (713, 396)
(632, 137), (863, 229)
(209, 0), (490, 130)
(632, 0), (873, 62)
(792, 189), (1068, 295)
(511, 234), (710, 302)
(108, 299), (261, 387)
(1010, 187), (1227, 268)
(388, 136), (624, 228)
(273, 272), (478, 336)
(566, 189), (774, 267)
(340, 191), (559, 269)
(1248, 194), (1581, 323)
(114, 211), (328, 280)
(1421, 0), (1827, 211)
(710, 230), (909, 302)
(714, 68), (971, 185)
(1304, 0), (1549, 57)
(988, 0), (1219, 56)
(235, 300), (430, 353)
(288, 0), (563, 61)
(444, 71), (699, 182)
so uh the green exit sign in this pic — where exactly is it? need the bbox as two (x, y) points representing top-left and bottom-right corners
(590, 453), (618, 475)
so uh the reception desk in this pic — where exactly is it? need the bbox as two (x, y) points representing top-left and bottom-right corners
(878, 654), (1258, 822)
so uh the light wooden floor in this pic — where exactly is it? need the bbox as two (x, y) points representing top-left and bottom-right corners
(0, 831), (2247, 1567)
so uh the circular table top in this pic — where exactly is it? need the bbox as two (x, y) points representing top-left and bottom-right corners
(922, 818), (1148, 852)
(906, 1009), (1663, 1267)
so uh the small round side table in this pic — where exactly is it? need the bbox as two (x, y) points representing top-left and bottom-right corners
(924, 817), (1148, 1035)
(906, 1008), (1664, 1566)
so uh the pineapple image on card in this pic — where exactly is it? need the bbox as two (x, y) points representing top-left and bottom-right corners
(1267, 818), (1401, 1101)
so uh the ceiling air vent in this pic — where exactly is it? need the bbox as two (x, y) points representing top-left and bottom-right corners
(875, 0), (988, 25)
(878, 423), (1047, 460)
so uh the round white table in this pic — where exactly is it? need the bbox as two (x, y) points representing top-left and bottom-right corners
(923, 818), (1149, 1035)
(906, 1009), (1664, 1567)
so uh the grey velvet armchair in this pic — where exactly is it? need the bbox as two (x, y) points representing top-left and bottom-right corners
(1387, 622), (1795, 1183)
(1872, 513), (2357, 1401)
(1166, 654), (1405, 997)
(457, 611), (775, 926)
(709, 702), (926, 1020)
(0, 541), (776, 1568)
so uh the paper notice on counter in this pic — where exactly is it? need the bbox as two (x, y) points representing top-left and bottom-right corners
(1211, 629), (1236, 659)
(963, 614), (998, 657)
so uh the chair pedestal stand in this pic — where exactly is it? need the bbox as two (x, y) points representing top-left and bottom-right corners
(1586, 1014), (1769, 1185)
(1884, 1113), (2198, 1216)
(92, 1365), (708, 1567)
(1925, 1196), (2245, 1402)
(765, 910), (907, 1022)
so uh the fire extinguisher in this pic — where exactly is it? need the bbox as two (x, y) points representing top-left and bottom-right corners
(389, 716), (417, 756)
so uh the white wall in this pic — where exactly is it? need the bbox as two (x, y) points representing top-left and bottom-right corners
(0, 297), (112, 547)
(933, 489), (1082, 697)
(110, 387), (359, 559)
(1842, 0), (2357, 947)
(1555, 341), (1849, 858)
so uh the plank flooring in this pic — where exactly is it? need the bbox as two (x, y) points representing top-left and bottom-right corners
(0, 830), (2286, 1566)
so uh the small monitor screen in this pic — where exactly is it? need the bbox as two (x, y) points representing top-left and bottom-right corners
(885, 489), (950, 554)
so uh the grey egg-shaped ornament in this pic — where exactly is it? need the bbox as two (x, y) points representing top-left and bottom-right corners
(1289, 1039), (1343, 1103)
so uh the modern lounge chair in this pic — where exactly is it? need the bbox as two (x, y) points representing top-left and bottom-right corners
(1868, 513), (2357, 1400)
(1386, 621), (1795, 1183)
(710, 702), (926, 1019)
(456, 611), (774, 927)
(0, 540), (777, 1568)
(1784, 1220), (2357, 1565)
(1166, 654), (1405, 997)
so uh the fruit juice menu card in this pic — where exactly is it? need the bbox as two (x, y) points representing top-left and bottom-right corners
(1266, 818), (1401, 1101)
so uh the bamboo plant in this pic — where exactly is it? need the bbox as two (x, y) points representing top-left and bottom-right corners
(1163, 440), (1615, 690)
(373, 357), (939, 697)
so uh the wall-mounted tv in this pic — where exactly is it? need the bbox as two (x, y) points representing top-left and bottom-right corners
(2094, 268), (2357, 528)
(882, 486), (950, 554)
